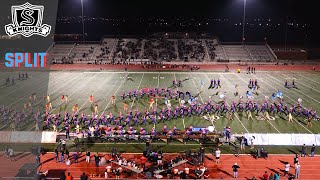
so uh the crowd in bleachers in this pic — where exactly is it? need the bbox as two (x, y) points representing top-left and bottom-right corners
(113, 39), (142, 63)
(143, 39), (177, 61)
(205, 40), (217, 60)
(47, 37), (277, 64)
(177, 39), (206, 62)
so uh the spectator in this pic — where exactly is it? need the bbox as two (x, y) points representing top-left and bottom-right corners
(284, 162), (290, 176)
(104, 168), (108, 179)
(295, 162), (301, 179)
(80, 172), (88, 180)
(301, 144), (306, 157)
(273, 172), (280, 180)
(94, 154), (100, 167)
(311, 144), (315, 157)
(179, 170), (187, 179)
(269, 173), (274, 180)
(60, 150), (65, 162)
(8, 148), (15, 161)
(85, 150), (90, 163)
(115, 167), (121, 179)
(215, 148), (221, 164)
(61, 139), (66, 150)
(262, 171), (269, 180)
(73, 152), (78, 163)
(65, 149), (69, 159)
(54, 148), (59, 162)
(232, 163), (240, 178)
(240, 136), (246, 151)
(294, 154), (299, 164)
(195, 167), (203, 179)
(4, 146), (9, 158)
(146, 140), (150, 152)
(60, 172), (66, 180)
(36, 154), (41, 164)
(250, 136), (255, 149)
(66, 158), (71, 166)
(66, 172), (73, 180)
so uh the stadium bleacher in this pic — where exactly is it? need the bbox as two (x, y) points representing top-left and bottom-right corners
(47, 36), (277, 64)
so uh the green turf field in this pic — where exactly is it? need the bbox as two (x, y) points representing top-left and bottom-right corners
(1, 70), (320, 134)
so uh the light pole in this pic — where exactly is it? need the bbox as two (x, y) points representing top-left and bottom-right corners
(242, 0), (246, 45)
(81, 0), (85, 42)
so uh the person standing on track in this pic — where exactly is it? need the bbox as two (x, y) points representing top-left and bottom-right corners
(262, 171), (269, 180)
(295, 162), (301, 179)
(232, 163), (240, 178)
(215, 148), (221, 164)
(284, 162), (290, 176)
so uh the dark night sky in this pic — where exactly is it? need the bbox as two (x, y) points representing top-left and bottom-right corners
(56, 0), (319, 46)
(57, 0), (310, 19)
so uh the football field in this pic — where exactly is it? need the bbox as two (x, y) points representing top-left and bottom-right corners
(1, 70), (320, 134)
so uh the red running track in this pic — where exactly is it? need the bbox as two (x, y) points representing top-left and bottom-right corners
(0, 153), (319, 179)
(48, 64), (320, 72)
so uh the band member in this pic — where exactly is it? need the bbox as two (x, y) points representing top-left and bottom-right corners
(123, 102), (128, 112)
(72, 104), (79, 114)
(94, 103), (99, 114)
(288, 112), (293, 123)
(65, 95), (69, 103)
(149, 98), (155, 109)
(111, 94), (116, 105)
(45, 95), (50, 103)
(89, 95), (94, 104)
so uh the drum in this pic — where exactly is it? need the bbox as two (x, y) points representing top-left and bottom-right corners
(106, 166), (111, 173)
(185, 168), (189, 174)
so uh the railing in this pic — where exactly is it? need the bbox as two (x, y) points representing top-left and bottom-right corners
(46, 42), (55, 53)
(266, 43), (277, 60)
(67, 43), (76, 57)
(220, 42), (265, 45)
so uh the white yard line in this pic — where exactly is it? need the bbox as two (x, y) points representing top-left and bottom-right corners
(129, 73), (145, 109)
(77, 74), (114, 112)
(155, 73), (160, 109)
(102, 74), (127, 112)
(0, 72), (57, 96)
(281, 73), (320, 94)
(189, 74), (221, 128)
(204, 73), (250, 133)
(266, 74), (320, 104)
(292, 72), (320, 85)
(174, 73), (185, 129)
(49, 74), (98, 113)
(2, 72), (61, 102)
(7, 73), (68, 107)
(252, 73), (313, 134)
(227, 74), (281, 133)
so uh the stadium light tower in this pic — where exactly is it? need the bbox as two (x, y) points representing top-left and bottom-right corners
(81, 0), (85, 42)
(242, 0), (246, 45)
